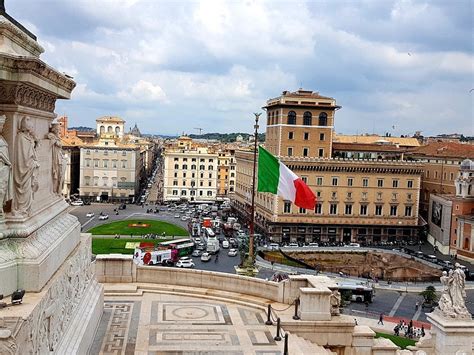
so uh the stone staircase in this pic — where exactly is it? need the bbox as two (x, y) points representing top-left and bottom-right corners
(286, 331), (336, 354)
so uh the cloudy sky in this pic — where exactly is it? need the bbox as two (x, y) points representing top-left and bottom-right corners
(8, 0), (473, 136)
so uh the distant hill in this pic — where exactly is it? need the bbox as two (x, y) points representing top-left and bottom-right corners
(188, 132), (265, 142)
(69, 126), (95, 132)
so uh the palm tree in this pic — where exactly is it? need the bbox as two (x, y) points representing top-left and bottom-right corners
(419, 285), (438, 306)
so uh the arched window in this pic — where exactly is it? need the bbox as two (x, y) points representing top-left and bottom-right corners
(107, 126), (113, 133)
(303, 112), (312, 126)
(200, 165), (205, 170)
(182, 164), (188, 169)
(318, 112), (328, 126)
(174, 164), (179, 169)
(115, 126), (120, 135)
(267, 112), (271, 126)
(208, 165), (213, 170)
(191, 164), (196, 170)
(100, 125), (105, 134)
(287, 111), (296, 125)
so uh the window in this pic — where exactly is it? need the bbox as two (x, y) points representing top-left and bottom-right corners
(345, 204), (352, 215)
(181, 190), (187, 196)
(407, 180), (413, 188)
(182, 164), (188, 169)
(347, 178), (353, 186)
(174, 164), (179, 169)
(208, 172), (212, 178)
(377, 192), (382, 200)
(183, 158), (188, 162)
(318, 112), (328, 126)
(122, 160), (126, 168)
(332, 177), (338, 186)
(200, 173), (204, 178)
(390, 205), (397, 216)
(375, 205), (383, 216)
(208, 181), (212, 186)
(192, 158), (196, 162)
(208, 165), (213, 170)
(304, 132), (309, 140)
(207, 191), (213, 196)
(316, 177), (323, 186)
(85, 159), (90, 167)
(84, 176), (91, 186)
(392, 193), (398, 200)
(182, 180), (186, 186)
(303, 111), (312, 125)
(363, 178), (369, 187)
(173, 180), (178, 186)
(122, 151), (126, 156)
(319, 133), (325, 141)
(199, 191), (203, 196)
(103, 159), (108, 168)
(330, 203), (337, 215)
(103, 150), (108, 155)
(191, 164), (196, 170)
(392, 180), (399, 188)
(174, 172), (178, 178)
(360, 205), (368, 215)
(362, 192), (368, 200)
(303, 148), (309, 157)
(94, 159), (99, 168)
(200, 181), (203, 186)
(174, 157), (179, 162)
(287, 111), (296, 124)
(284, 202), (291, 213)
(407, 193), (412, 200)
(314, 203), (322, 214)
(183, 172), (187, 178)
(377, 179), (384, 187)
(318, 148), (324, 157)
(288, 131), (294, 139)
(405, 206), (412, 217)
(86, 149), (90, 155)
(192, 173), (195, 178)
(172, 190), (178, 195)
(331, 191), (337, 199)
(301, 176), (308, 183)
(112, 160), (117, 168)
(287, 147), (293, 156)
(299, 207), (306, 214)
(347, 192), (352, 199)
(200, 158), (205, 162)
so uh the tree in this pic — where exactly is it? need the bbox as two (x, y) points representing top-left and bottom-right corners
(419, 285), (438, 305)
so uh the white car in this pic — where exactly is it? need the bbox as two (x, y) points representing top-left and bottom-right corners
(98, 214), (109, 220)
(228, 248), (238, 257)
(86, 212), (94, 218)
(287, 243), (299, 248)
(222, 240), (230, 249)
(191, 250), (202, 257)
(70, 200), (84, 206)
(200, 252), (211, 262)
(176, 259), (195, 268)
(174, 215), (180, 218)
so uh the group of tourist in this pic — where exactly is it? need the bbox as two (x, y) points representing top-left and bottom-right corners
(393, 319), (425, 338)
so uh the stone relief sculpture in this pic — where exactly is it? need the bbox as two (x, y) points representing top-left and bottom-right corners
(0, 115), (13, 217)
(435, 263), (471, 320)
(330, 289), (341, 316)
(12, 116), (39, 217)
(47, 123), (66, 196)
(0, 319), (17, 355)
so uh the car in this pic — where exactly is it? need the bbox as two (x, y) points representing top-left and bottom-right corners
(222, 240), (230, 249)
(118, 204), (126, 210)
(200, 252), (212, 262)
(308, 242), (319, 247)
(287, 243), (299, 248)
(181, 216), (189, 221)
(228, 248), (238, 257)
(197, 243), (206, 251)
(98, 214), (109, 220)
(174, 215), (180, 218)
(86, 212), (94, 218)
(229, 238), (236, 244)
(175, 259), (195, 268)
(70, 200), (84, 206)
(192, 250), (202, 257)
(347, 243), (360, 248)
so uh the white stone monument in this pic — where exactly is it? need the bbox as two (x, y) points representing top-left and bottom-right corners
(416, 263), (474, 355)
(0, 3), (103, 353)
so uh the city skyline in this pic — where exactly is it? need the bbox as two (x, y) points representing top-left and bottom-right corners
(9, 0), (473, 136)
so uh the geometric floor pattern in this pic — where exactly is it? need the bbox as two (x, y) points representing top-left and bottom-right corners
(90, 293), (284, 355)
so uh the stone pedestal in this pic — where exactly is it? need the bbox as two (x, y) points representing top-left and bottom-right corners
(426, 312), (474, 355)
(0, 7), (103, 354)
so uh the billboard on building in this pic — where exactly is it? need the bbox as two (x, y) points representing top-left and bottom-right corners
(431, 201), (443, 227)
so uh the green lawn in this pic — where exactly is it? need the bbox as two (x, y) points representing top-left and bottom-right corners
(375, 332), (416, 349)
(88, 219), (188, 236)
(92, 238), (166, 255)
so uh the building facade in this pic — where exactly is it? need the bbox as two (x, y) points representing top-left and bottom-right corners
(217, 149), (237, 198)
(233, 89), (423, 244)
(163, 137), (219, 202)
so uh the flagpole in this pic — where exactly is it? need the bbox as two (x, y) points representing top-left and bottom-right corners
(249, 112), (261, 263)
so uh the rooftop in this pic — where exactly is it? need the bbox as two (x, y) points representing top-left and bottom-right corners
(407, 141), (474, 159)
(334, 134), (420, 147)
(96, 116), (125, 123)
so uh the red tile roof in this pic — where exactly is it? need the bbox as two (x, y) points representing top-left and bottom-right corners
(407, 141), (474, 159)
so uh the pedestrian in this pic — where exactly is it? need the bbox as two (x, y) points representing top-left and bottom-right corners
(421, 325), (425, 337)
(415, 301), (419, 310)
(215, 253), (219, 263)
(354, 318), (358, 326)
(378, 313), (384, 325)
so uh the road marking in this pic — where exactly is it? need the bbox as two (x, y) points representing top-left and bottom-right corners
(389, 293), (406, 317)
(82, 216), (95, 228)
(413, 304), (422, 321)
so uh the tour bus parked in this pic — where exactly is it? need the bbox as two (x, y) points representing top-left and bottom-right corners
(159, 238), (194, 257)
(133, 247), (178, 266)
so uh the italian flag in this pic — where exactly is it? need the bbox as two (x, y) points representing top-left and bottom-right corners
(257, 146), (316, 209)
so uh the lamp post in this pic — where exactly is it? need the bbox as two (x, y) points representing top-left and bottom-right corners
(249, 112), (261, 262)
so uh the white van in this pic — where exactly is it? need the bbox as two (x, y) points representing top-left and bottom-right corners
(268, 243), (279, 250)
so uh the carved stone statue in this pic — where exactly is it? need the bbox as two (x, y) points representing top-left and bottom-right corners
(0, 115), (13, 217)
(12, 116), (39, 217)
(47, 123), (65, 196)
(435, 264), (471, 320)
(330, 289), (341, 316)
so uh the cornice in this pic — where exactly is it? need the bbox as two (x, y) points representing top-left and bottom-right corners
(0, 53), (76, 94)
(0, 81), (56, 112)
(0, 17), (42, 54)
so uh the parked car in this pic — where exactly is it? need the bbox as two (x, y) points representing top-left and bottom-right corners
(222, 240), (230, 249)
(308, 242), (319, 247)
(268, 243), (280, 250)
(118, 204), (126, 210)
(287, 243), (299, 248)
(200, 252), (212, 262)
(98, 214), (109, 220)
(176, 259), (195, 268)
(347, 243), (361, 247)
(86, 212), (94, 218)
(197, 243), (206, 251)
(228, 248), (238, 257)
(192, 250), (202, 257)
(174, 214), (180, 218)
(70, 200), (84, 206)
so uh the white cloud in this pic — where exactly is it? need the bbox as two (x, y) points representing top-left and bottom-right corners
(118, 80), (167, 102)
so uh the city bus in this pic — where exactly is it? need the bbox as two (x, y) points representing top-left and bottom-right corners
(337, 283), (374, 303)
(159, 238), (194, 257)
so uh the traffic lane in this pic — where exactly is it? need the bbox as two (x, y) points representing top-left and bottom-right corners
(191, 248), (241, 274)
(395, 293), (423, 322)
(347, 289), (400, 316)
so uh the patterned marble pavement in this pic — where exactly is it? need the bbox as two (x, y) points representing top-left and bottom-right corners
(90, 293), (285, 355)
